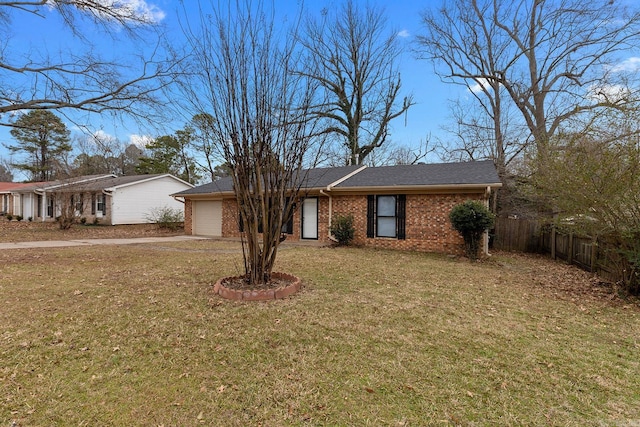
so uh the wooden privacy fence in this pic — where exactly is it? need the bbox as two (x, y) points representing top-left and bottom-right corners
(493, 217), (543, 252)
(493, 218), (623, 283)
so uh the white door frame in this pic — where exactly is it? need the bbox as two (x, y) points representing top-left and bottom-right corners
(301, 197), (318, 239)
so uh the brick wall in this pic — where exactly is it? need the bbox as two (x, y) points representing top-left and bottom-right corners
(184, 199), (193, 235)
(208, 192), (486, 255)
(330, 193), (484, 255)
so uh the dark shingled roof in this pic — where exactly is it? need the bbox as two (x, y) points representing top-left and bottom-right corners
(299, 165), (363, 188)
(173, 165), (363, 196)
(173, 176), (235, 195)
(173, 161), (500, 196)
(335, 160), (500, 188)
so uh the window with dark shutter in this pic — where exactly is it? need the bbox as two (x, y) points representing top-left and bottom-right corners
(367, 194), (406, 239)
(396, 195), (406, 240)
(366, 195), (375, 238)
(281, 197), (294, 235)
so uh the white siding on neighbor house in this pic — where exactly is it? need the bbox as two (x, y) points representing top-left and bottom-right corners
(193, 200), (222, 236)
(109, 176), (191, 225)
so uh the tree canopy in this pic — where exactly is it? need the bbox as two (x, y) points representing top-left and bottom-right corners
(301, 0), (413, 165)
(6, 110), (71, 181)
(136, 131), (200, 184)
(0, 0), (176, 129)
(418, 0), (640, 215)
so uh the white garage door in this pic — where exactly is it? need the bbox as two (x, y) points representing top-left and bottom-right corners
(193, 201), (222, 236)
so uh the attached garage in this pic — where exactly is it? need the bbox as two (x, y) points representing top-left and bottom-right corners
(193, 200), (222, 237)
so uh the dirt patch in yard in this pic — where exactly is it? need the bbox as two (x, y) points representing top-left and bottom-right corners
(0, 219), (183, 242)
(491, 251), (628, 305)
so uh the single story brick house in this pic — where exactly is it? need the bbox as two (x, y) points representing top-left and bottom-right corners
(9, 174), (193, 225)
(172, 160), (502, 255)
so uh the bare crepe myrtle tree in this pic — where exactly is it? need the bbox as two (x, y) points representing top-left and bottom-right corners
(179, 0), (319, 286)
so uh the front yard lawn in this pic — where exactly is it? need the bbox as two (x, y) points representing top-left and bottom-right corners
(1, 242), (638, 426)
(0, 220), (182, 243)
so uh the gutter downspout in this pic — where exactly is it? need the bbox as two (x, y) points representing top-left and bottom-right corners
(319, 189), (337, 242)
(322, 165), (367, 242)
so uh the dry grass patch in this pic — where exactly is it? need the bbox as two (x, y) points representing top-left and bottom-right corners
(1, 243), (639, 426)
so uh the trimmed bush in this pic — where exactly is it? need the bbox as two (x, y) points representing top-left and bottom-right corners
(330, 214), (355, 246)
(6, 214), (13, 221)
(449, 200), (495, 261)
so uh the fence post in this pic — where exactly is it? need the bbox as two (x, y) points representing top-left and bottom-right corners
(568, 231), (573, 265)
(550, 225), (556, 259)
(591, 236), (597, 273)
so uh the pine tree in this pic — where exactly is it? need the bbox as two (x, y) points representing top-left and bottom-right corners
(7, 111), (71, 181)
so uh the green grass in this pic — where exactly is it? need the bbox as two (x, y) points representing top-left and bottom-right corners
(1, 242), (639, 426)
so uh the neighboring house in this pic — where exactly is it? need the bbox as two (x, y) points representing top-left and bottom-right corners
(10, 174), (193, 225)
(172, 160), (502, 255)
(0, 182), (46, 216)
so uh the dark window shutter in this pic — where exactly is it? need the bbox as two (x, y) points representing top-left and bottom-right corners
(285, 215), (294, 234)
(396, 195), (406, 240)
(91, 194), (96, 215)
(283, 198), (294, 234)
(366, 195), (375, 238)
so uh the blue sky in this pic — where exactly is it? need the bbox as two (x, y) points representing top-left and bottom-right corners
(2, 0), (639, 180)
(0, 0), (453, 177)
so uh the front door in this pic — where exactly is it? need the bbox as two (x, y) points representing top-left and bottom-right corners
(301, 197), (318, 239)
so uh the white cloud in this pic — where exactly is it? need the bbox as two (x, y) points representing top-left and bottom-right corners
(469, 78), (494, 94)
(93, 129), (117, 143)
(116, 0), (166, 24)
(129, 134), (153, 148)
(587, 83), (630, 103)
(397, 29), (410, 38)
(607, 57), (640, 73)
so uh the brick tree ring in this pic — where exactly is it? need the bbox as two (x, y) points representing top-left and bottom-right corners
(213, 272), (302, 301)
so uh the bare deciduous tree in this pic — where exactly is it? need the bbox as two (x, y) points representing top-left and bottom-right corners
(532, 105), (640, 293)
(419, 0), (640, 213)
(419, 0), (518, 176)
(0, 1), (177, 128)
(73, 132), (142, 176)
(178, 0), (318, 286)
(301, 0), (413, 165)
(0, 158), (13, 181)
